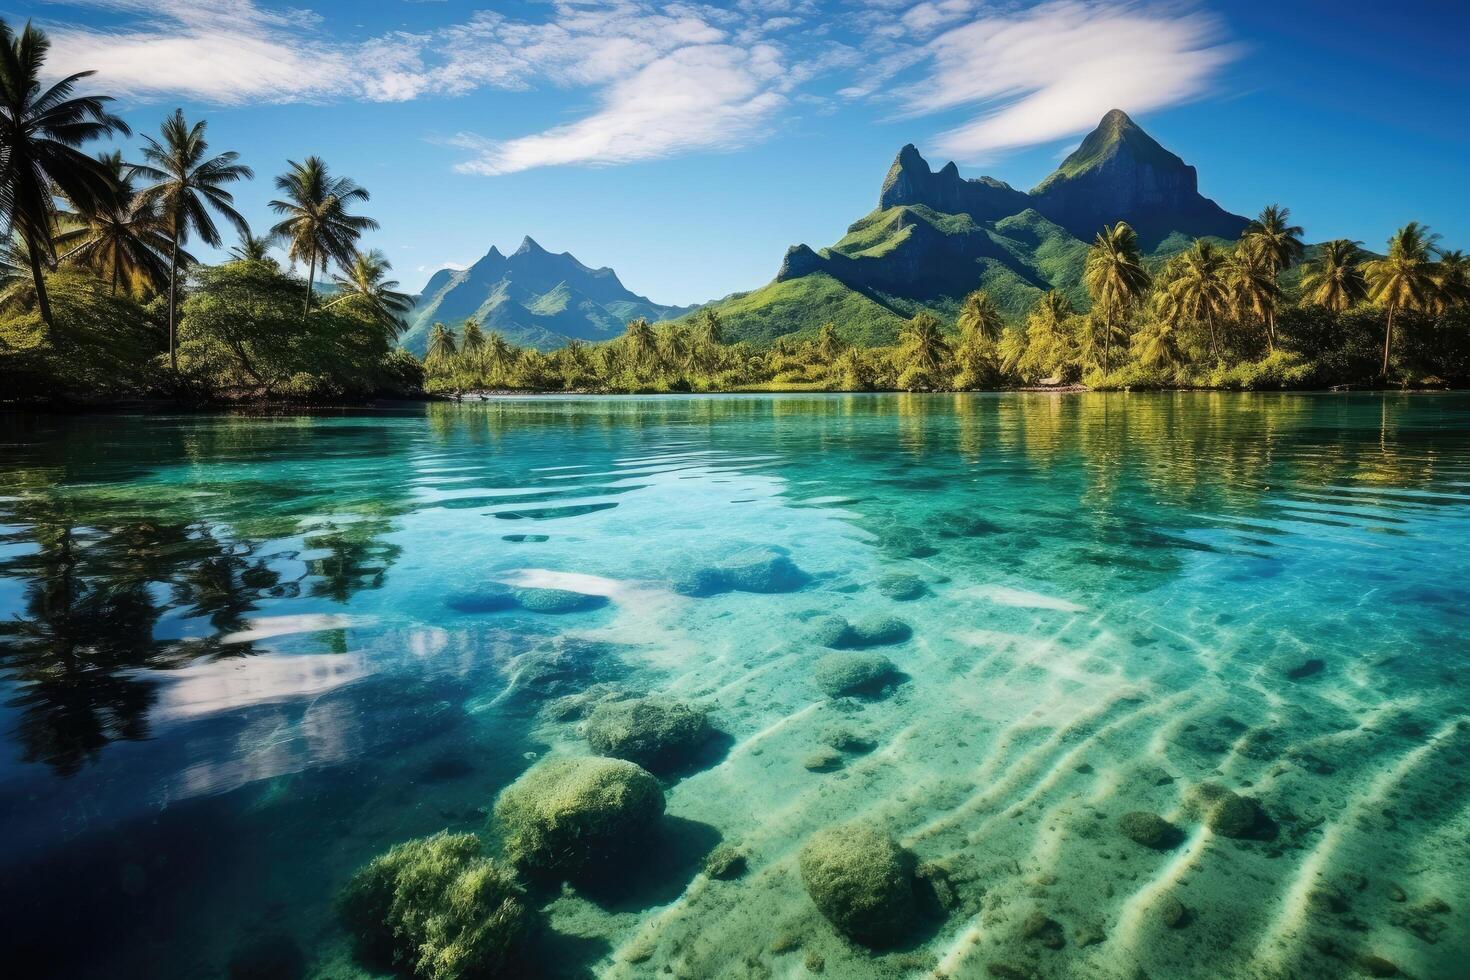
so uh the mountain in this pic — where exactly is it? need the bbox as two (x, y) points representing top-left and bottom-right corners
(401, 237), (695, 352)
(689, 109), (1249, 346)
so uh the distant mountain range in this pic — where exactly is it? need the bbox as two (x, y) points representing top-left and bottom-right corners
(687, 109), (1251, 345)
(407, 110), (1252, 351)
(401, 237), (695, 353)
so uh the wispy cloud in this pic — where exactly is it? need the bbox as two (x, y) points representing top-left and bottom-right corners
(896, 1), (1236, 160)
(451, 44), (786, 175)
(38, 1), (1239, 174)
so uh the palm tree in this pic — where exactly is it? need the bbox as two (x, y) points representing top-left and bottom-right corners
(1434, 249), (1470, 310)
(132, 109), (252, 369)
(1083, 221), (1151, 372)
(957, 289), (1004, 343)
(0, 19), (130, 330)
(1132, 318), (1185, 371)
(1299, 239), (1368, 313)
(54, 151), (178, 296)
(898, 311), (951, 387)
(623, 317), (659, 377)
(1019, 290), (1074, 382)
(458, 317), (486, 379)
(1226, 241), (1280, 353)
(1242, 204), (1305, 350)
(817, 321), (845, 362)
(426, 322), (457, 370)
(1365, 222), (1440, 379)
(660, 322), (692, 370)
(698, 308), (724, 347)
(228, 231), (274, 263)
(1167, 239), (1231, 359)
(268, 156), (376, 315)
(485, 331), (516, 383)
(326, 249), (412, 333)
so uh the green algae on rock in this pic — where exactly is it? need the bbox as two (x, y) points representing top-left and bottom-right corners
(583, 695), (712, 773)
(337, 831), (527, 980)
(799, 822), (920, 947)
(493, 756), (664, 873)
(813, 651), (901, 698)
(876, 572), (927, 601)
(702, 844), (748, 880)
(1183, 782), (1263, 838)
(811, 613), (913, 649)
(1117, 811), (1180, 849)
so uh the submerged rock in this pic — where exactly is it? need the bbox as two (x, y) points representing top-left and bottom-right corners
(1284, 657), (1326, 680)
(1117, 811), (1180, 850)
(493, 756), (664, 873)
(813, 652), (901, 698)
(812, 614), (913, 649)
(1020, 910), (1066, 949)
(500, 638), (625, 703)
(803, 747), (844, 772)
(1184, 782), (1262, 838)
(876, 573), (927, 601)
(447, 583), (606, 615)
(819, 724), (876, 754)
(703, 845), (747, 880)
(337, 832), (527, 979)
(512, 587), (607, 614)
(674, 548), (808, 596)
(583, 696), (711, 773)
(1154, 894), (1189, 929)
(799, 822), (918, 947)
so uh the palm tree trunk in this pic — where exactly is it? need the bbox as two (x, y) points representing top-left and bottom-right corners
(303, 252), (316, 315)
(167, 234), (180, 372)
(1380, 305), (1394, 380)
(111, 256), (121, 297)
(24, 230), (55, 336)
(1266, 308), (1275, 354)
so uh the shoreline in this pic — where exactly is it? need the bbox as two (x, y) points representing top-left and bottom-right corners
(2, 385), (1462, 415)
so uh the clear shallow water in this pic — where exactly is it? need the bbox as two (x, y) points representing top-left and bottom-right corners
(0, 393), (1466, 979)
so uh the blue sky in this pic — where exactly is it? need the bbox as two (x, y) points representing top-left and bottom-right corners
(13, 0), (1469, 305)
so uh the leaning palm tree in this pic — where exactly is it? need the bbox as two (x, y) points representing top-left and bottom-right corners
(1167, 239), (1231, 359)
(1083, 221), (1151, 372)
(1299, 239), (1368, 313)
(1242, 204), (1305, 350)
(326, 249), (412, 333)
(1365, 222), (1441, 379)
(0, 19), (129, 330)
(269, 156), (376, 314)
(1226, 241), (1281, 353)
(957, 289), (1004, 343)
(54, 151), (178, 296)
(133, 108), (252, 369)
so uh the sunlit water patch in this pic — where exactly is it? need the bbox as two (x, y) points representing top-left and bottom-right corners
(0, 394), (1467, 979)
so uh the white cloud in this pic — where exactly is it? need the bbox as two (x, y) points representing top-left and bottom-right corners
(897, 1), (1235, 160)
(451, 45), (786, 175)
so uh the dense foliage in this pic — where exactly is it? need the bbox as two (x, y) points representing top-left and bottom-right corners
(421, 212), (1469, 394)
(0, 17), (414, 405)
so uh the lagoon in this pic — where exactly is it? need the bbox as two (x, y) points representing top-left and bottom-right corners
(1, 393), (1467, 979)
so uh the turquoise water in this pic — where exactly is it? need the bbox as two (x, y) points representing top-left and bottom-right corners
(1, 393), (1466, 979)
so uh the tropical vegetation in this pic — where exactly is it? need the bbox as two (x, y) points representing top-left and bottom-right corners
(2, 18), (1467, 405)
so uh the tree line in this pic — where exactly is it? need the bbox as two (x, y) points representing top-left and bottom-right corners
(422, 209), (1469, 395)
(0, 19), (420, 402)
